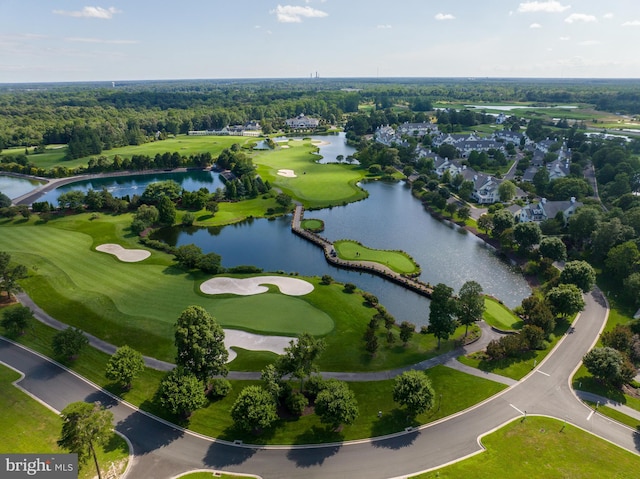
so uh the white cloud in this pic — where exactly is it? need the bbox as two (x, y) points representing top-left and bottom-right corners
(530, 23), (542, 28)
(565, 13), (597, 24)
(578, 40), (600, 46)
(603, 13), (614, 20)
(434, 13), (455, 21)
(53, 6), (121, 19)
(518, 1), (571, 13)
(622, 20), (640, 27)
(65, 37), (138, 44)
(271, 5), (328, 23)
(377, 24), (392, 29)
(559, 36), (570, 40)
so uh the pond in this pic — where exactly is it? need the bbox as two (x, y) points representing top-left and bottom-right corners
(37, 170), (225, 205)
(153, 181), (530, 327)
(0, 175), (45, 200)
(308, 133), (358, 164)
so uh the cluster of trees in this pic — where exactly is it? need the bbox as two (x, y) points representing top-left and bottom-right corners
(486, 281), (586, 361)
(583, 323), (640, 388)
(427, 281), (486, 348)
(216, 146), (271, 200)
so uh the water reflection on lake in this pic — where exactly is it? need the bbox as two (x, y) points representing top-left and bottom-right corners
(0, 175), (44, 199)
(154, 181), (530, 327)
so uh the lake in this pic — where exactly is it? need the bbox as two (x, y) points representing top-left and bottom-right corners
(153, 181), (530, 327)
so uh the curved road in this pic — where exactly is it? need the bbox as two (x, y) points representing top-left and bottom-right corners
(1, 289), (639, 478)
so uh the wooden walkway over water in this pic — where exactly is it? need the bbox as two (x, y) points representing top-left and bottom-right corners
(291, 205), (433, 298)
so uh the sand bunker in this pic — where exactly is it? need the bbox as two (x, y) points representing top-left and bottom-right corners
(277, 169), (297, 178)
(96, 244), (151, 262)
(200, 276), (314, 296)
(224, 329), (293, 362)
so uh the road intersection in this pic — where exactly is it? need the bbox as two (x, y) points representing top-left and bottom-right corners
(1, 288), (639, 478)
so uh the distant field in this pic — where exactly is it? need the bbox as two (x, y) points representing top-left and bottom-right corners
(1, 136), (255, 170)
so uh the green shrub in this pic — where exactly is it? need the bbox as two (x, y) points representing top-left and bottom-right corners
(209, 378), (232, 399)
(286, 391), (308, 416)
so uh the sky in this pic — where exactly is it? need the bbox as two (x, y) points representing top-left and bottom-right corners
(1, 0), (640, 83)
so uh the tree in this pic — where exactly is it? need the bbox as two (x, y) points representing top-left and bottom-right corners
(230, 385), (278, 433)
(158, 367), (207, 417)
(538, 236), (566, 262)
(428, 283), (457, 348)
(520, 295), (556, 336)
(532, 168), (550, 195)
(399, 321), (415, 345)
(205, 199), (219, 216)
(275, 333), (325, 391)
(605, 241), (640, 280)
(195, 252), (223, 274)
(392, 370), (435, 418)
(456, 281), (485, 336)
(276, 193), (293, 210)
(0, 252), (28, 300)
(444, 202), (457, 217)
(491, 209), (514, 236)
(559, 260), (596, 292)
(498, 180), (516, 202)
(261, 364), (284, 404)
(583, 347), (634, 387)
(105, 345), (145, 390)
(477, 214), (493, 234)
(1, 304), (33, 336)
(52, 327), (89, 360)
(568, 207), (601, 246)
(157, 195), (176, 226)
(513, 222), (542, 251)
(174, 244), (203, 269)
(58, 401), (114, 479)
(546, 284), (585, 318)
(457, 205), (471, 222)
(314, 380), (359, 430)
(0, 191), (11, 208)
(174, 305), (228, 383)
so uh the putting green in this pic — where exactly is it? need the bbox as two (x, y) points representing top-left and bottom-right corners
(334, 240), (420, 275)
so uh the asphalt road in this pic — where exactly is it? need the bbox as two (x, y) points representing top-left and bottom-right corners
(1, 288), (639, 478)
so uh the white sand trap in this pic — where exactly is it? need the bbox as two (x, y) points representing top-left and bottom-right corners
(277, 169), (297, 178)
(96, 244), (151, 262)
(200, 275), (314, 296)
(224, 329), (294, 362)
(280, 145), (290, 149)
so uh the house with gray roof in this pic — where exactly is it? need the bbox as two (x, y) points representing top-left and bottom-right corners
(516, 197), (582, 224)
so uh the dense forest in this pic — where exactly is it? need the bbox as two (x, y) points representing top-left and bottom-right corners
(2, 77), (640, 152)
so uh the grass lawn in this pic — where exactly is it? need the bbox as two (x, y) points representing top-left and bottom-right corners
(412, 416), (640, 478)
(482, 297), (521, 331)
(333, 240), (420, 275)
(2, 136), (253, 170)
(0, 364), (129, 479)
(301, 218), (324, 232)
(2, 317), (505, 445)
(0, 212), (461, 372)
(254, 139), (368, 208)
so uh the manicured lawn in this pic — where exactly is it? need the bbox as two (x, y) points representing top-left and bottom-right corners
(188, 365), (506, 445)
(254, 139), (368, 208)
(2, 136), (252, 170)
(2, 318), (505, 446)
(0, 364), (129, 479)
(0, 213), (461, 372)
(413, 416), (640, 478)
(482, 297), (521, 331)
(333, 239), (420, 275)
(301, 218), (324, 232)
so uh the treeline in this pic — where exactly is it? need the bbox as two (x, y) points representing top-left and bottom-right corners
(0, 150), (214, 178)
(3, 78), (640, 152)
